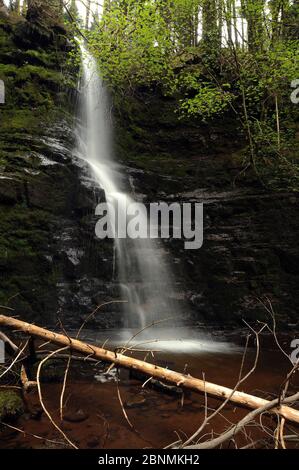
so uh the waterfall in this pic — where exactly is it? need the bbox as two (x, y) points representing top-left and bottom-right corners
(76, 45), (181, 332)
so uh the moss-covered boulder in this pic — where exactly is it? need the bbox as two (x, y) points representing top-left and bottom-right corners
(0, 391), (24, 421)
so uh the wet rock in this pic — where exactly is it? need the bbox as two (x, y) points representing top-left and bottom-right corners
(32, 442), (70, 449)
(150, 379), (183, 396)
(29, 406), (43, 420)
(63, 409), (89, 423)
(94, 369), (118, 383)
(180, 398), (193, 408)
(0, 177), (22, 204)
(125, 395), (147, 409)
(115, 87), (299, 326)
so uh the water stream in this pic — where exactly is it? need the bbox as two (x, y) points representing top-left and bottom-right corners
(76, 45), (182, 334)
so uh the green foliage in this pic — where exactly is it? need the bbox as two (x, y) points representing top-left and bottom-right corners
(86, 1), (175, 93)
(76, 1), (233, 120)
(178, 70), (234, 119)
(179, 87), (232, 119)
(67, 0), (299, 188)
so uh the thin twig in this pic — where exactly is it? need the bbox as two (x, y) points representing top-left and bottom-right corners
(36, 347), (78, 449)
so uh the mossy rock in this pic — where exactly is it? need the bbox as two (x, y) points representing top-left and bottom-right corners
(0, 391), (24, 421)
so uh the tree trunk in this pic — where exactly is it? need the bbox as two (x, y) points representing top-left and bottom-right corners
(21, 0), (27, 15)
(85, 0), (91, 29)
(0, 0), (9, 17)
(1, 314), (299, 425)
(27, 0), (63, 23)
(202, 0), (221, 55)
(245, 0), (265, 52)
(232, 0), (239, 48)
(13, 0), (20, 13)
(270, 0), (281, 43)
(225, 0), (233, 45)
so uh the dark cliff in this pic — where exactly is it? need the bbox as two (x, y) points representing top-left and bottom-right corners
(0, 12), (298, 329)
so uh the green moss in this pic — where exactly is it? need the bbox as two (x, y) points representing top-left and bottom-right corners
(0, 23), (14, 50)
(0, 204), (50, 249)
(0, 63), (63, 83)
(21, 49), (60, 68)
(0, 64), (66, 110)
(120, 150), (192, 178)
(0, 16), (77, 323)
(0, 391), (24, 421)
(0, 109), (41, 132)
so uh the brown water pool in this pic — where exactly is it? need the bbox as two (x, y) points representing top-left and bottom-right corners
(1, 328), (299, 449)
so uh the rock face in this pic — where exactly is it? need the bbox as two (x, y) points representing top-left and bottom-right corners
(0, 15), (298, 329)
(0, 15), (118, 327)
(114, 90), (299, 326)
(175, 189), (299, 324)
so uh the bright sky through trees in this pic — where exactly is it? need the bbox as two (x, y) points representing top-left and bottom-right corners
(75, 0), (101, 21)
(3, 0), (101, 25)
(3, 0), (246, 44)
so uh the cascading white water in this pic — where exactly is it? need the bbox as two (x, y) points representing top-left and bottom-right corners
(76, 45), (182, 331)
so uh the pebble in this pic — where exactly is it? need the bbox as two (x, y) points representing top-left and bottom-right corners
(125, 395), (147, 409)
(63, 409), (89, 423)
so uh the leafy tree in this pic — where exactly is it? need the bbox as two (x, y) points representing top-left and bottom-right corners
(26, 0), (63, 22)
(67, 0), (299, 187)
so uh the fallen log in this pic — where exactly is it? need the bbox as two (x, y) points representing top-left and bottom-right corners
(1, 314), (299, 425)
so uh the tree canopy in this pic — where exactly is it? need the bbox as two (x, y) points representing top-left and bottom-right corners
(6, 0), (299, 188)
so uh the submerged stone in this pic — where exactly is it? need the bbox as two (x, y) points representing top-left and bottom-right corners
(125, 395), (147, 409)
